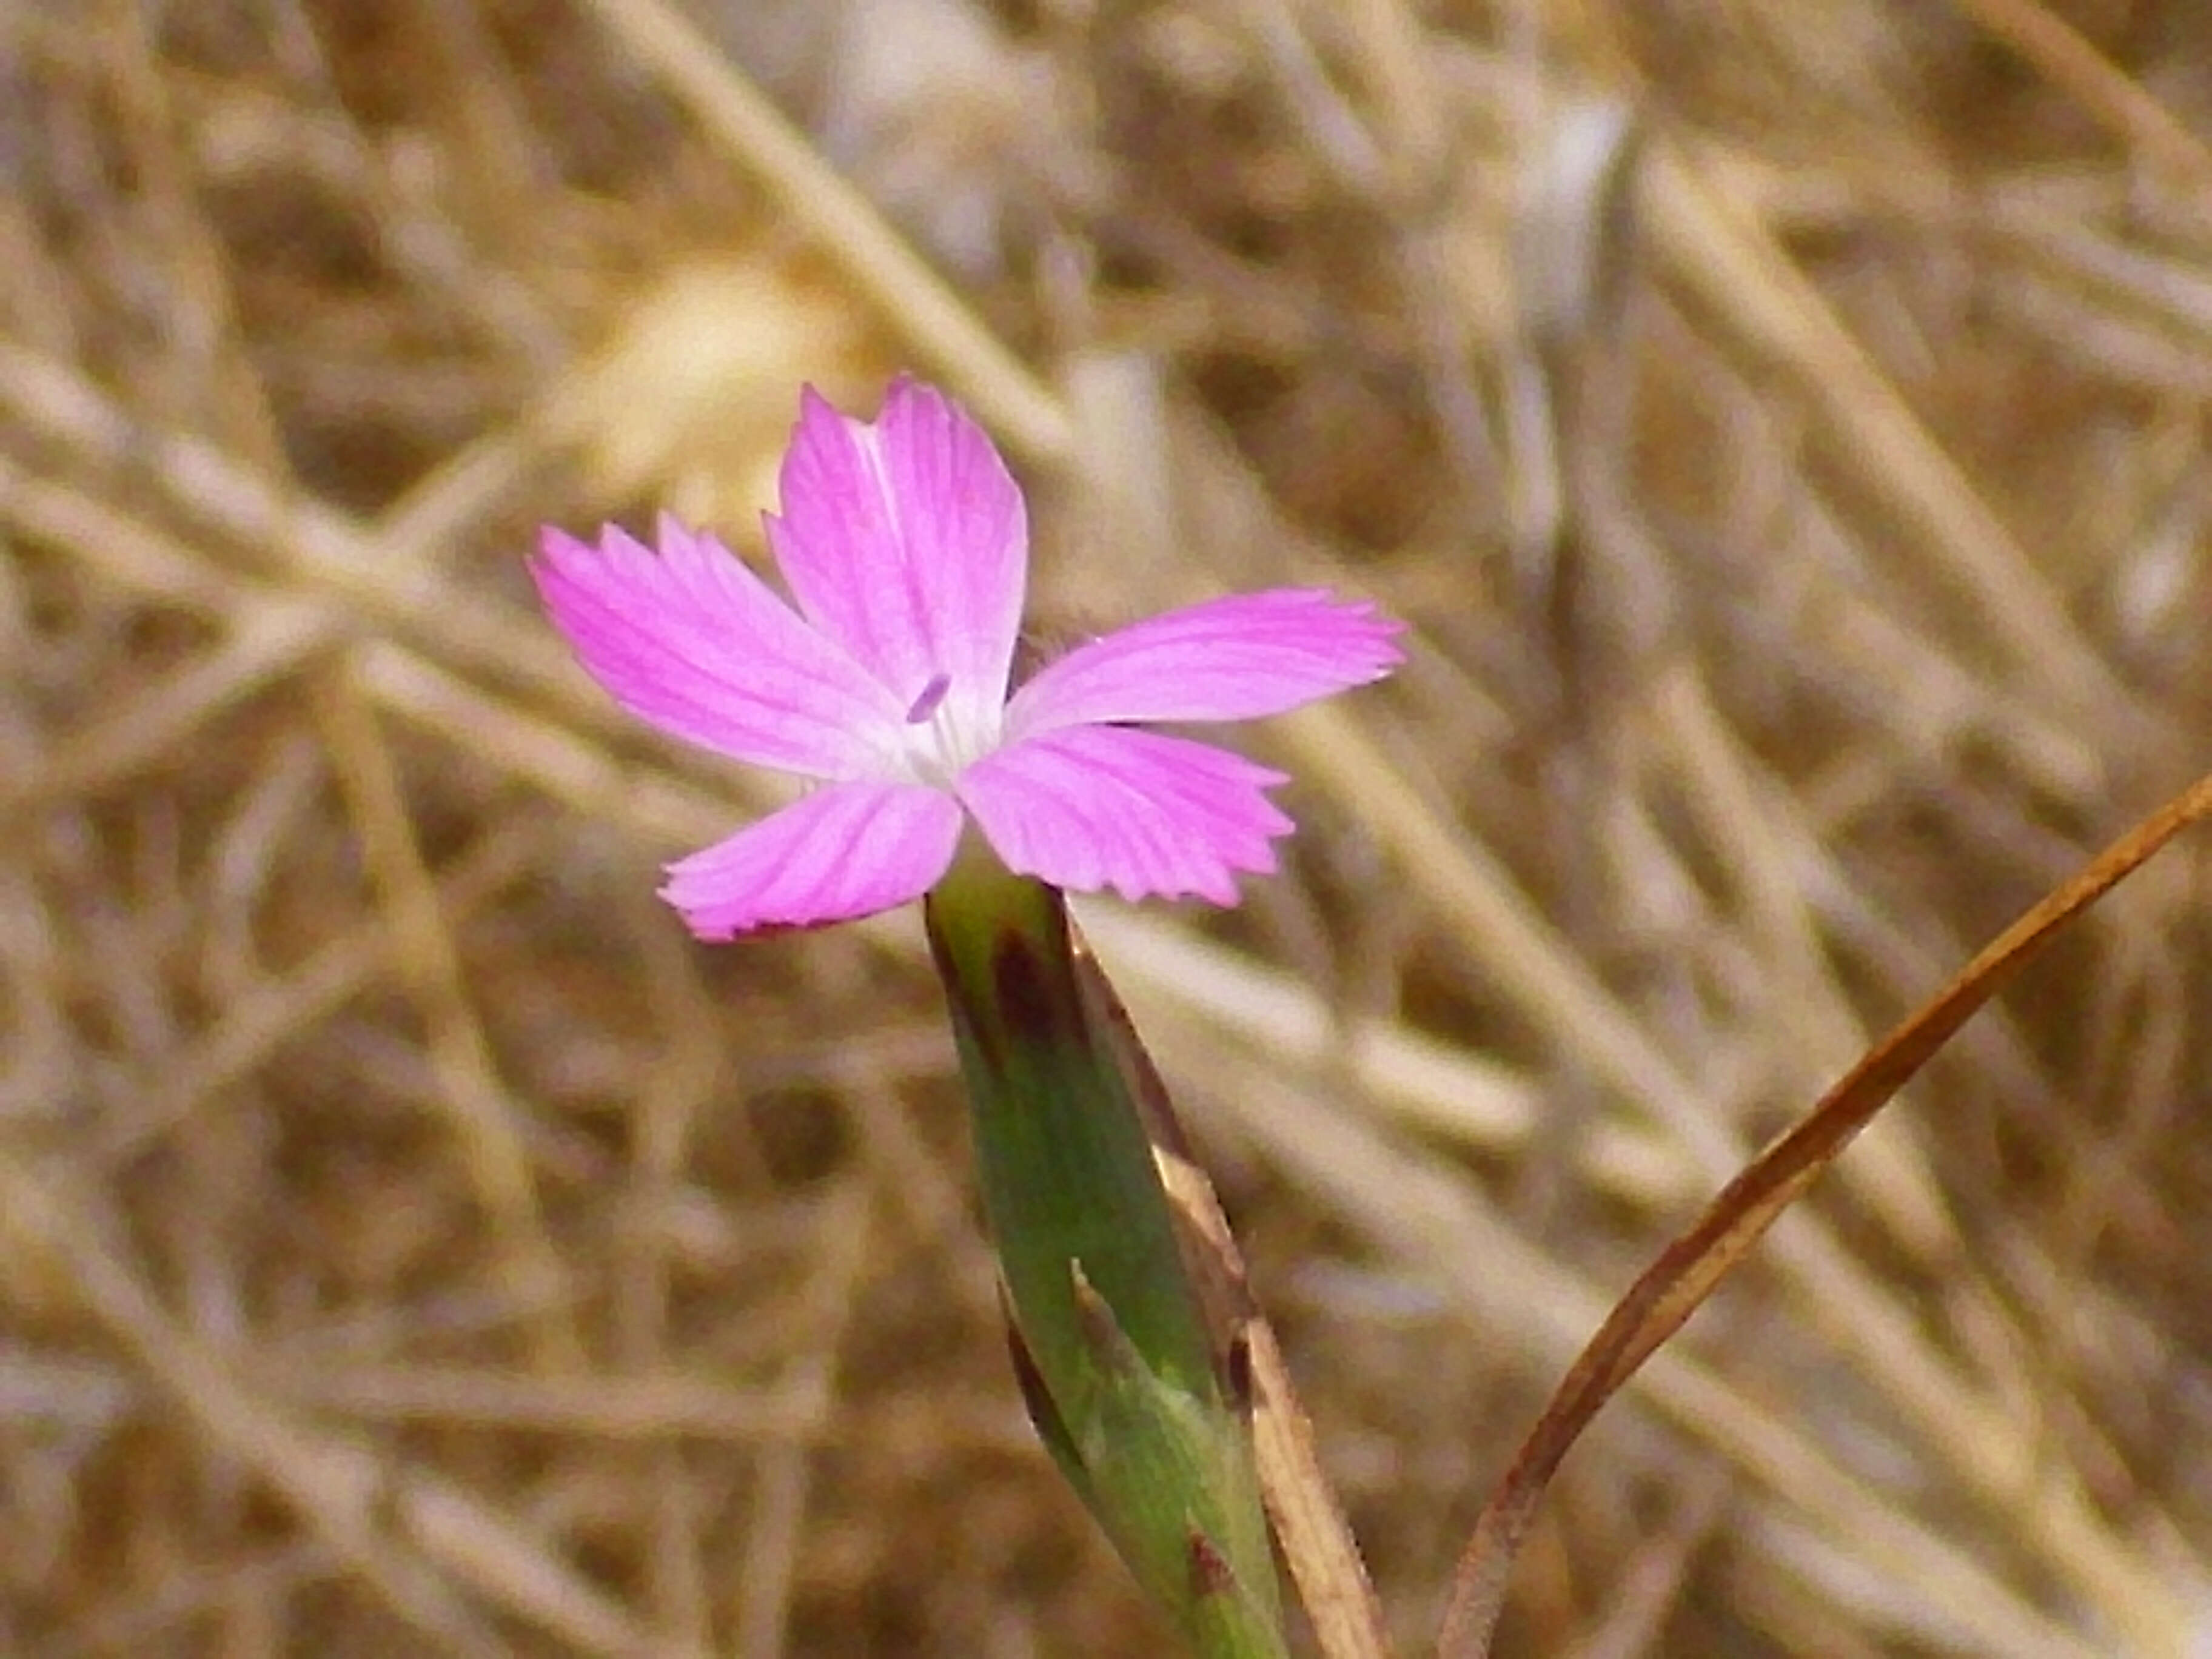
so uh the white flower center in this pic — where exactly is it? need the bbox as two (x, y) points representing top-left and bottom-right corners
(894, 671), (997, 788)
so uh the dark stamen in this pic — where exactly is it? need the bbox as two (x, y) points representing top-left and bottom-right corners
(905, 671), (952, 724)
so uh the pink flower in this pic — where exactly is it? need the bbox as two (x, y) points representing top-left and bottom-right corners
(534, 378), (1403, 937)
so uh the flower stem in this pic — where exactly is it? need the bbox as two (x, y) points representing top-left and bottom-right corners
(925, 846), (1284, 1658)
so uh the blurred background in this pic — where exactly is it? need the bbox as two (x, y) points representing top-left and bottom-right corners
(5, 1), (2212, 1653)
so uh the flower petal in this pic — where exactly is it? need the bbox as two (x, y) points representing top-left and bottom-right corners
(765, 380), (1027, 731)
(1007, 589), (1404, 737)
(661, 780), (964, 937)
(957, 726), (1292, 905)
(534, 519), (902, 779)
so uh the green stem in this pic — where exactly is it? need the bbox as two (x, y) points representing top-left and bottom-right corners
(925, 846), (1284, 1658)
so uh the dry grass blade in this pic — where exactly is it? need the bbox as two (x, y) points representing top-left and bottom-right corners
(573, 0), (1074, 467)
(1437, 768), (2212, 1658)
(1076, 926), (1391, 1659)
(0, 1157), (703, 1657)
(1949, 0), (2212, 183)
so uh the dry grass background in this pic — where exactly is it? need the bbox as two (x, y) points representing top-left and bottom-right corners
(6, 0), (2212, 1654)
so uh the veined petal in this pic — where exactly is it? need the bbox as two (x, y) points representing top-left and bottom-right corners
(661, 780), (964, 937)
(766, 379), (1026, 734)
(957, 726), (1292, 905)
(1007, 589), (1404, 737)
(534, 520), (901, 778)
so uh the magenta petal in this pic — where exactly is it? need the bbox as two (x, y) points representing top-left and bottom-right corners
(956, 726), (1292, 905)
(1004, 588), (1398, 739)
(661, 781), (964, 937)
(1008, 592), (1398, 734)
(765, 380), (1027, 729)
(534, 520), (901, 779)
(1006, 589), (1403, 736)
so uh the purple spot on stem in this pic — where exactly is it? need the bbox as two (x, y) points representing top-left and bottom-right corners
(1188, 1531), (1236, 1597)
